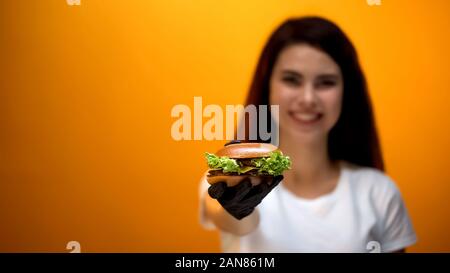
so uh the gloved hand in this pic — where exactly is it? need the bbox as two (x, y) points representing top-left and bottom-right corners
(207, 175), (284, 220)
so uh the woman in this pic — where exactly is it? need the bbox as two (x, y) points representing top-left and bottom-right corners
(198, 16), (416, 252)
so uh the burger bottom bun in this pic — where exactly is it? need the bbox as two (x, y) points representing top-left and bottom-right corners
(206, 175), (273, 187)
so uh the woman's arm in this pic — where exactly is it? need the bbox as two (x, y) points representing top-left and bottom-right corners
(203, 192), (259, 236)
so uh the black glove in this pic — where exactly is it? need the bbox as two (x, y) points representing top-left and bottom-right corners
(208, 175), (284, 220)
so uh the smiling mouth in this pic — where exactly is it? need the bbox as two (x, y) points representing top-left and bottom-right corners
(288, 111), (323, 125)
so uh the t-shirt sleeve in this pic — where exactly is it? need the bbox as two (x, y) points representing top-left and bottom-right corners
(198, 172), (217, 230)
(375, 176), (417, 252)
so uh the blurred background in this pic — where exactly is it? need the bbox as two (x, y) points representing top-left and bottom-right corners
(1, 0), (449, 252)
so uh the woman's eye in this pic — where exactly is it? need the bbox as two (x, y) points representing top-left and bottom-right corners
(316, 80), (337, 89)
(282, 77), (300, 86)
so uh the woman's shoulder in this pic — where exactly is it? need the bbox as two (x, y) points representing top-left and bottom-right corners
(341, 161), (400, 197)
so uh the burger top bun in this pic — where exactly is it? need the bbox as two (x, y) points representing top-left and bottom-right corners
(215, 143), (278, 159)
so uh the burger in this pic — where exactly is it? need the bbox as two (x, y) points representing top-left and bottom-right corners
(205, 142), (291, 187)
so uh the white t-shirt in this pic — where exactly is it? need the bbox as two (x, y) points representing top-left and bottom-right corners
(198, 161), (417, 253)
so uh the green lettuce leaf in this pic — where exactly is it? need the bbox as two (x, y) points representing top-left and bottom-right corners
(205, 151), (291, 176)
(205, 152), (241, 173)
(251, 151), (292, 176)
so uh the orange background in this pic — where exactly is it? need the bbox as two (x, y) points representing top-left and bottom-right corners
(1, 0), (449, 252)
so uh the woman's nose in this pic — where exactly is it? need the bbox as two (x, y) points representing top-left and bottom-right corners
(296, 83), (317, 107)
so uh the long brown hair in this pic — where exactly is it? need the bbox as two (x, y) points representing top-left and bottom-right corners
(243, 16), (384, 171)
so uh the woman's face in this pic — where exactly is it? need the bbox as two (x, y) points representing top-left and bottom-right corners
(269, 43), (343, 143)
